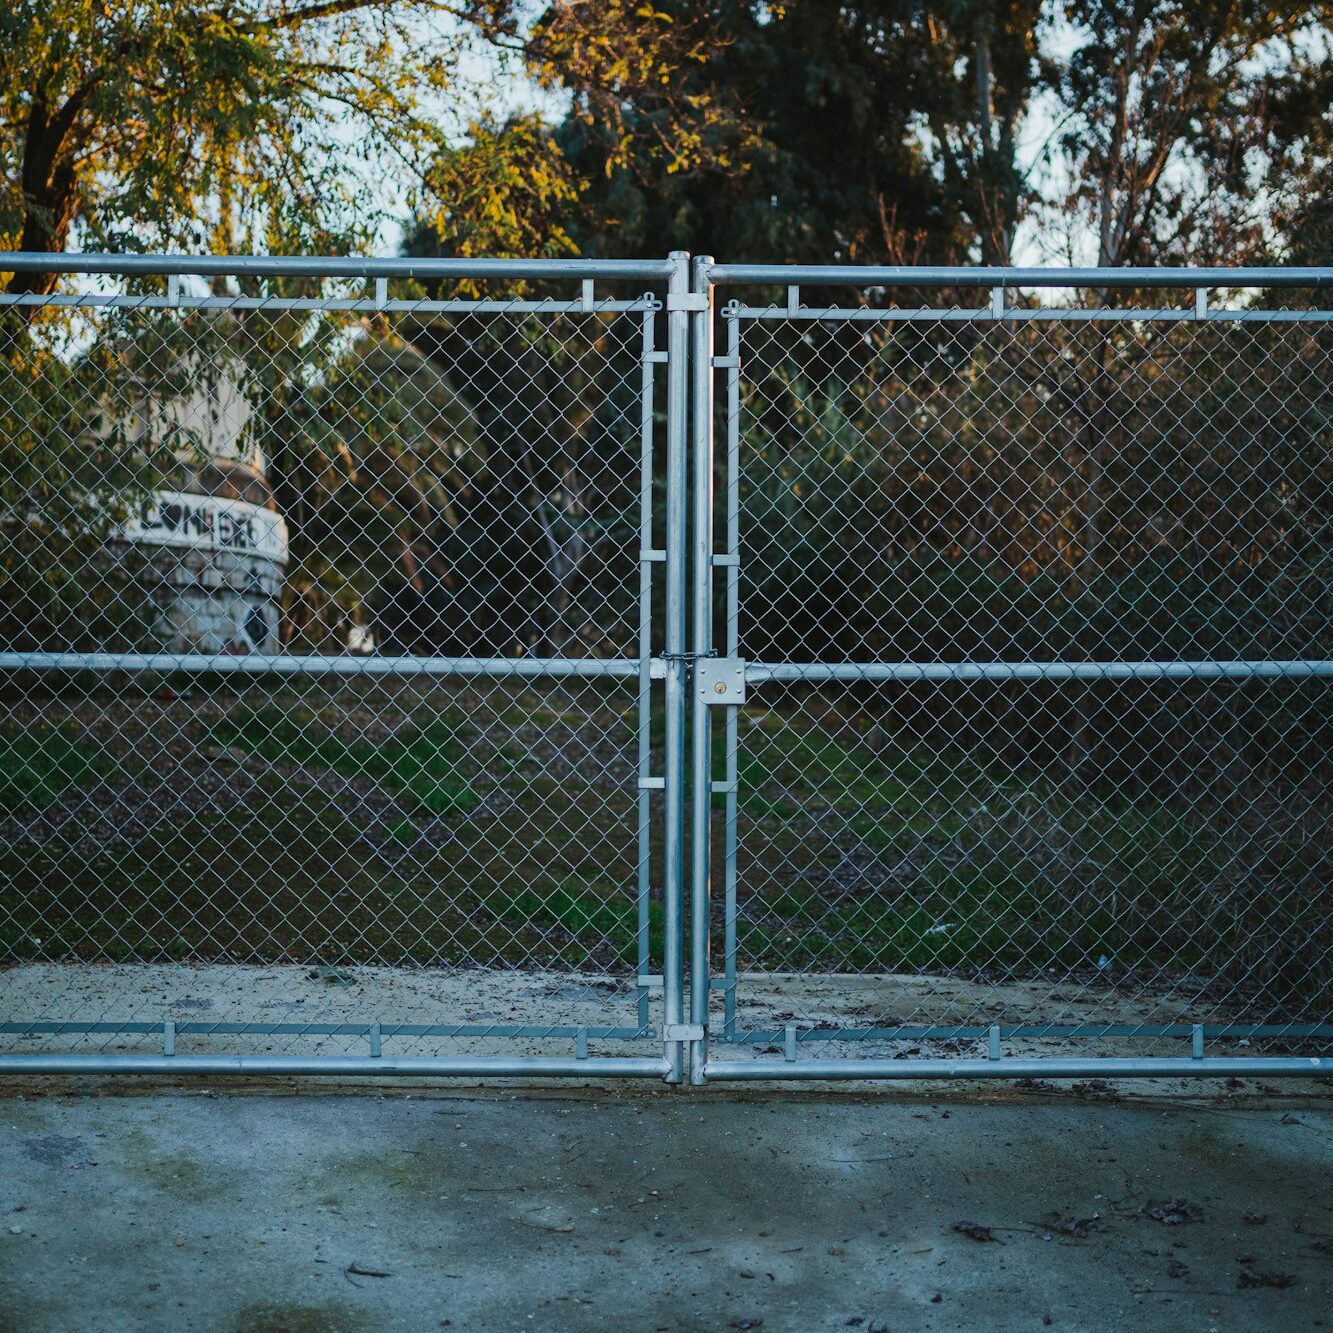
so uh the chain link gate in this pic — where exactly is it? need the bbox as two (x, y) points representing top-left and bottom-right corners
(1, 251), (1331, 1086)
(0, 252), (697, 1081)
(688, 261), (1333, 1084)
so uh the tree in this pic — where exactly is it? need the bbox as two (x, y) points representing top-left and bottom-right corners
(546, 0), (964, 266)
(1, 0), (724, 282)
(917, 1), (1048, 265)
(1051, 0), (1333, 269)
(491, 2), (1052, 268)
(1, 1), (470, 287)
(1, 1), (725, 653)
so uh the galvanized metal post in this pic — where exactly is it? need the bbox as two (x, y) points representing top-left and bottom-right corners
(636, 304), (660, 1035)
(662, 251), (692, 1083)
(689, 256), (717, 1083)
(721, 308), (742, 1042)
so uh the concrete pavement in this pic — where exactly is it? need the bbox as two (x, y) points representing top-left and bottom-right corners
(1, 1085), (1329, 1331)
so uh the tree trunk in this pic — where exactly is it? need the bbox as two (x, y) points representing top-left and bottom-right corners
(6, 102), (82, 300)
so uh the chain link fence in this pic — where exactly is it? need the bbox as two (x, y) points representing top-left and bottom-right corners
(0, 254), (692, 1078)
(695, 265), (1333, 1081)
(1, 253), (1330, 1084)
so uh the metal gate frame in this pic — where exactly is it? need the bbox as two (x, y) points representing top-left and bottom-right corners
(1, 250), (1331, 1084)
(0, 250), (698, 1083)
(684, 258), (1333, 1085)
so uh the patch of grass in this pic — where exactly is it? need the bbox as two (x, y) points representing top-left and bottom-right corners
(411, 777), (482, 816)
(738, 879), (1007, 971)
(496, 880), (662, 965)
(0, 727), (115, 812)
(733, 796), (1240, 975)
(386, 816), (422, 845)
(721, 707), (1257, 976)
(1, 775), (645, 967)
(211, 707), (480, 818)
(752, 732), (1014, 812)
(0, 923), (40, 959)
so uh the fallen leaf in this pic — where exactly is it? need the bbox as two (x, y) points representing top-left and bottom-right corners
(1142, 1198), (1201, 1225)
(1238, 1270), (1296, 1289)
(952, 1221), (999, 1243)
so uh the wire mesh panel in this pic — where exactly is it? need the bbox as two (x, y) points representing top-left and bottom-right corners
(4, 255), (1331, 1087)
(698, 271), (1333, 1080)
(0, 255), (688, 1078)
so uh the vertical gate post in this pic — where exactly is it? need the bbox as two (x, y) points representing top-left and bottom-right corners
(661, 250), (692, 1082)
(689, 256), (717, 1083)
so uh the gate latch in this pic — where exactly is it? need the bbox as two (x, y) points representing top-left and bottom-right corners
(696, 657), (746, 705)
(664, 1024), (706, 1042)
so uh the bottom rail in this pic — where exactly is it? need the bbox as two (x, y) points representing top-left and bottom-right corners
(704, 1056), (1331, 1081)
(0, 1054), (672, 1078)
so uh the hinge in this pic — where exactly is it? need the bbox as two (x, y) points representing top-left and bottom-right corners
(663, 1023), (705, 1042)
(696, 656), (746, 705)
(666, 293), (710, 312)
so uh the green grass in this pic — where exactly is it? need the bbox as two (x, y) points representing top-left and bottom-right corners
(1, 776), (644, 966)
(211, 707), (481, 818)
(712, 714), (1288, 980)
(5, 695), (1325, 1009)
(0, 727), (115, 812)
(496, 880), (663, 966)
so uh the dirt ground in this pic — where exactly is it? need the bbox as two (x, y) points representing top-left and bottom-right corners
(0, 959), (1282, 1071)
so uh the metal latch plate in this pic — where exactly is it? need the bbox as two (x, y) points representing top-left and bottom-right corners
(697, 656), (746, 705)
(663, 1024), (706, 1042)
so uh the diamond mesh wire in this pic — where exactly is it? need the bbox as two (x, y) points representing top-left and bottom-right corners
(5, 262), (1331, 1080)
(0, 267), (672, 1064)
(713, 293), (1333, 1067)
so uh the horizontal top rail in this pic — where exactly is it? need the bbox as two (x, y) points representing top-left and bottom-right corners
(0, 252), (677, 281)
(0, 293), (658, 315)
(8, 253), (1331, 289)
(703, 262), (1333, 289)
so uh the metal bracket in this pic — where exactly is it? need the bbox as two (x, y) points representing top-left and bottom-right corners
(696, 656), (746, 705)
(663, 1024), (705, 1042)
(666, 292), (710, 312)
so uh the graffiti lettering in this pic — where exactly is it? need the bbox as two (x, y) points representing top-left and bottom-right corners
(126, 490), (287, 563)
(143, 500), (257, 550)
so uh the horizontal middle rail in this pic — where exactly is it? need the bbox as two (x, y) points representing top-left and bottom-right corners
(746, 660), (1333, 684)
(0, 652), (662, 679)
